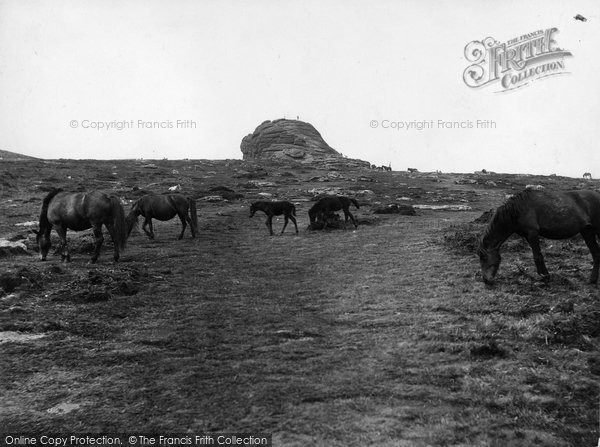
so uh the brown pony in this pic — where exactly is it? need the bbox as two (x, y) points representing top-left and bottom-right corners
(308, 196), (360, 229)
(127, 194), (198, 240)
(479, 189), (600, 284)
(35, 188), (128, 263)
(249, 201), (298, 235)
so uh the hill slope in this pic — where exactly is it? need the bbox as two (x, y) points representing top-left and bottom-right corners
(0, 149), (39, 160)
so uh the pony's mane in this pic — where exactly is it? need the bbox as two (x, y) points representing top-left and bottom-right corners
(39, 188), (63, 229)
(499, 189), (539, 219)
(480, 189), (535, 250)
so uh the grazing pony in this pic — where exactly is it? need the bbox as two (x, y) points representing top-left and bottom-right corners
(34, 189), (127, 263)
(127, 194), (198, 240)
(249, 201), (298, 235)
(478, 189), (600, 284)
(583, 172), (592, 180)
(308, 196), (360, 229)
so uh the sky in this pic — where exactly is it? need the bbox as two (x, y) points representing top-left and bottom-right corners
(0, 0), (598, 177)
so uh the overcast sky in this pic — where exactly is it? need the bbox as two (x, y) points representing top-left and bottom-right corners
(0, 0), (598, 177)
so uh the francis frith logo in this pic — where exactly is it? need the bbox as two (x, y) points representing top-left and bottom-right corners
(463, 27), (572, 92)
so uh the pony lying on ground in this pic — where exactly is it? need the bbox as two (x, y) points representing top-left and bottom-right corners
(249, 201), (298, 235)
(127, 194), (198, 240)
(34, 188), (127, 263)
(308, 196), (360, 229)
(478, 189), (600, 284)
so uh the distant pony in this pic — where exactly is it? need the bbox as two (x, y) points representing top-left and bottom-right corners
(249, 201), (298, 236)
(583, 172), (592, 180)
(127, 194), (197, 240)
(308, 196), (360, 229)
(407, 168), (418, 173)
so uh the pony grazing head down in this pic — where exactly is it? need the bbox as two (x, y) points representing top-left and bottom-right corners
(34, 229), (52, 261)
(126, 201), (141, 236)
(478, 243), (501, 284)
(477, 195), (522, 284)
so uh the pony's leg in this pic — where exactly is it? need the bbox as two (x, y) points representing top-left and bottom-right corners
(177, 214), (187, 240)
(142, 218), (154, 239)
(346, 211), (358, 229)
(90, 224), (104, 263)
(182, 212), (195, 238)
(343, 209), (355, 227)
(55, 225), (70, 263)
(148, 219), (155, 239)
(281, 215), (289, 235)
(265, 216), (274, 235)
(321, 212), (328, 230)
(105, 223), (120, 262)
(581, 227), (600, 284)
(526, 232), (549, 277)
(141, 218), (150, 238)
(290, 215), (298, 234)
(185, 212), (196, 238)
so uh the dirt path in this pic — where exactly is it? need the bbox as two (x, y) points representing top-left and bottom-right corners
(118, 211), (481, 443)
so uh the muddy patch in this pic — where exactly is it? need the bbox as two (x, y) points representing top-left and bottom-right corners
(49, 267), (145, 303)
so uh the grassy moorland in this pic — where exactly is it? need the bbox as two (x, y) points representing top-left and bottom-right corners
(0, 158), (598, 446)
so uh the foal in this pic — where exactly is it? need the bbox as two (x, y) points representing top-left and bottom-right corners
(249, 201), (298, 235)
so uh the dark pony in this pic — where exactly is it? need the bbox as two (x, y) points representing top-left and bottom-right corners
(308, 196), (360, 229)
(35, 189), (128, 263)
(249, 201), (298, 235)
(127, 194), (198, 240)
(479, 189), (600, 284)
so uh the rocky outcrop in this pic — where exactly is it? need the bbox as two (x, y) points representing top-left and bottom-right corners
(241, 119), (338, 160)
(240, 119), (370, 168)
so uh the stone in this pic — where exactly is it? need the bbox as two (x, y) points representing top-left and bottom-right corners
(240, 118), (371, 168)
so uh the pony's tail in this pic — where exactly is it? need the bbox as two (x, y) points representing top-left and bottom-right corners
(110, 197), (127, 251)
(39, 188), (63, 228)
(188, 198), (198, 235)
(291, 204), (297, 216)
(351, 198), (360, 209)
